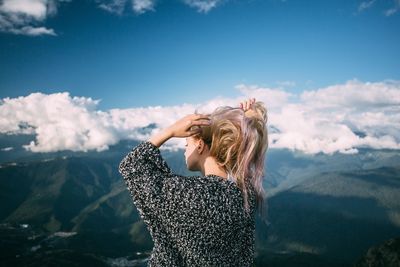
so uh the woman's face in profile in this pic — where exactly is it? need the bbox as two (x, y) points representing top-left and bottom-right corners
(184, 136), (200, 171)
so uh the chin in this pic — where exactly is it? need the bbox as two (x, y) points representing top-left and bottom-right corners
(187, 164), (196, 172)
(185, 159), (198, 172)
(187, 166), (194, 172)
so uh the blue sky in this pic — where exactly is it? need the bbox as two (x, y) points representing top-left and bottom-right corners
(1, 0), (399, 110)
(0, 0), (400, 155)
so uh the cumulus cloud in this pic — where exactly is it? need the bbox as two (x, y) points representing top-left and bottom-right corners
(281, 79), (400, 154)
(1, 80), (400, 154)
(235, 84), (294, 110)
(0, 92), (111, 152)
(300, 80), (400, 108)
(0, 0), (70, 36)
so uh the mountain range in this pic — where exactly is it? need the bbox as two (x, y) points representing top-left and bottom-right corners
(1, 134), (399, 266)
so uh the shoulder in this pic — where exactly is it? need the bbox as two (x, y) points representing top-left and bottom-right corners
(162, 174), (241, 200)
(162, 174), (243, 214)
(162, 174), (206, 194)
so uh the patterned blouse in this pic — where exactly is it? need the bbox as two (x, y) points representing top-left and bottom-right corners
(118, 141), (256, 267)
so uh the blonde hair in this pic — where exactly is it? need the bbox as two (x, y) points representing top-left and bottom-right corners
(192, 101), (268, 217)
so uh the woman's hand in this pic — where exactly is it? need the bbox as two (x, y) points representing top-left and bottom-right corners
(148, 114), (210, 147)
(167, 114), (211, 138)
(239, 98), (256, 112)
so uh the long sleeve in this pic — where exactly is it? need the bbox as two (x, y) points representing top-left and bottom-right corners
(118, 141), (173, 229)
(118, 140), (256, 267)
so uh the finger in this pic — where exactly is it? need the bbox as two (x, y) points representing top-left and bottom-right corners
(246, 100), (251, 110)
(192, 119), (211, 127)
(242, 101), (246, 110)
(250, 98), (255, 108)
(241, 101), (246, 111)
(187, 128), (202, 136)
(185, 119), (209, 132)
(193, 114), (211, 120)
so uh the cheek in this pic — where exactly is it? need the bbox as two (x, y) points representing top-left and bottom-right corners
(184, 148), (189, 159)
(185, 146), (194, 160)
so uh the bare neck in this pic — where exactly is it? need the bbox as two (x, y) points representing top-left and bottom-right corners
(200, 156), (227, 179)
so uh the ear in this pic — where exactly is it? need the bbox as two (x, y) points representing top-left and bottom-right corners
(196, 139), (205, 154)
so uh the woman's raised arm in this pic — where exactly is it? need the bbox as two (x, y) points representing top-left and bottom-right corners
(148, 113), (211, 147)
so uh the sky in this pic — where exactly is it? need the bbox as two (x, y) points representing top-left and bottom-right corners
(0, 0), (400, 155)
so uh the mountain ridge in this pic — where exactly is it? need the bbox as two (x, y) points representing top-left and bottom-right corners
(1, 139), (399, 266)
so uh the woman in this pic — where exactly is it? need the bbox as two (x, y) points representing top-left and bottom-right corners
(119, 98), (268, 267)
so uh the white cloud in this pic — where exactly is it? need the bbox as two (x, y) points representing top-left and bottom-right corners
(97, 0), (156, 15)
(182, 0), (223, 13)
(132, 0), (155, 14)
(300, 79), (400, 109)
(0, 0), (228, 34)
(183, 0), (222, 13)
(1, 80), (400, 154)
(235, 84), (294, 110)
(98, 0), (128, 15)
(10, 25), (56, 35)
(98, 0), (223, 15)
(0, 0), (69, 36)
(279, 79), (400, 154)
(0, 0), (48, 19)
(0, 92), (112, 152)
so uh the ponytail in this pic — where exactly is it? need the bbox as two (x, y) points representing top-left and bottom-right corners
(193, 102), (269, 217)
